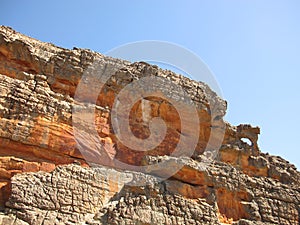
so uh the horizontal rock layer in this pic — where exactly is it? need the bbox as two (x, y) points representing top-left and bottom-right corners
(0, 26), (299, 224)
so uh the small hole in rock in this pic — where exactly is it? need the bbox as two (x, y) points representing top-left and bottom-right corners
(241, 137), (252, 145)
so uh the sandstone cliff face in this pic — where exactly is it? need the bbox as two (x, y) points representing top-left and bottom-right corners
(0, 26), (299, 225)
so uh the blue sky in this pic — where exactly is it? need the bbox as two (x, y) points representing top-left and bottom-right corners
(1, 1), (299, 168)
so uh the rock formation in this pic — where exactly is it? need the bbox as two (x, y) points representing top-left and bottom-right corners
(0, 26), (299, 225)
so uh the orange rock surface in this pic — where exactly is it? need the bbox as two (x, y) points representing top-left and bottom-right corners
(0, 26), (299, 225)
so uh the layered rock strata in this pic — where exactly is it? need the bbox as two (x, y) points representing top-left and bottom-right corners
(0, 26), (299, 224)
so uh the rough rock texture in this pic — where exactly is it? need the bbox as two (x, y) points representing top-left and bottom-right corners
(0, 26), (299, 225)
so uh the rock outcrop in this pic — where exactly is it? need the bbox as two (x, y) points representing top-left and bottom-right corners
(0, 26), (299, 224)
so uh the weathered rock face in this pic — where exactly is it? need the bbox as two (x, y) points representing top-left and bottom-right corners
(0, 26), (299, 225)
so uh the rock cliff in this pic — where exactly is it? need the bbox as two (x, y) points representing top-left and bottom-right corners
(0, 26), (299, 225)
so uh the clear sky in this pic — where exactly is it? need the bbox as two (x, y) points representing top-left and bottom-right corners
(1, 0), (299, 168)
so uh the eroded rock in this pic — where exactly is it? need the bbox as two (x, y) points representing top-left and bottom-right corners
(0, 26), (299, 225)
